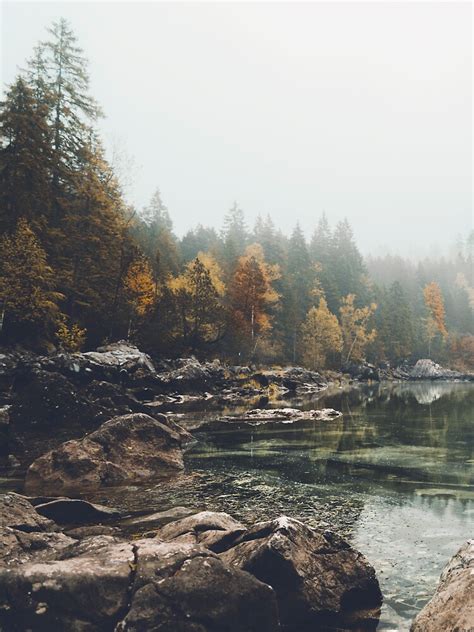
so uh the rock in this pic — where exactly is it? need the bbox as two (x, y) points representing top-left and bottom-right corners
(155, 511), (246, 552)
(0, 535), (279, 632)
(34, 498), (121, 525)
(65, 525), (121, 539)
(0, 535), (135, 630)
(282, 366), (327, 391)
(409, 359), (465, 380)
(116, 539), (279, 632)
(119, 506), (195, 532)
(220, 407), (342, 426)
(411, 540), (474, 632)
(343, 362), (380, 381)
(0, 527), (75, 567)
(220, 516), (382, 631)
(25, 413), (185, 493)
(0, 493), (56, 533)
(159, 357), (227, 393)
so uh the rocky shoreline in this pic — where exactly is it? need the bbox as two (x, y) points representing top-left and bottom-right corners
(0, 342), (472, 630)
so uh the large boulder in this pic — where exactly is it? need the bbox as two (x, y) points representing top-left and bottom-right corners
(220, 516), (382, 631)
(411, 540), (474, 632)
(25, 413), (185, 493)
(0, 536), (280, 632)
(160, 357), (227, 393)
(409, 359), (464, 380)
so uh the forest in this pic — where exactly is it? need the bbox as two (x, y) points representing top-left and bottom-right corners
(1, 19), (473, 371)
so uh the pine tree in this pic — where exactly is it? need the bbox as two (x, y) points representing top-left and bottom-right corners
(0, 77), (52, 234)
(221, 202), (248, 274)
(124, 255), (156, 339)
(0, 219), (63, 344)
(301, 298), (342, 369)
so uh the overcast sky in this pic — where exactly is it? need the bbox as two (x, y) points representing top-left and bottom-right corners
(2, 1), (472, 257)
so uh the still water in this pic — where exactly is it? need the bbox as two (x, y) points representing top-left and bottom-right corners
(178, 381), (473, 631)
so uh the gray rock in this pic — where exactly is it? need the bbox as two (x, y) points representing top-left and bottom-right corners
(409, 359), (465, 380)
(116, 539), (279, 632)
(220, 516), (382, 631)
(119, 506), (195, 532)
(0, 535), (279, 632)
(155, 511), (246, 552)
(220, 407), (342, 426)
(0, 493), (56, 533)
(411, 540), (474, 632)
(25, 413), (185, 493)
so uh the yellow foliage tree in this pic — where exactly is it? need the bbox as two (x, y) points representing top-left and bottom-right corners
(124, 255), (156, 338)
(168, 256), (224, 351)
(423, 282), (448, 355)
(301, 298), (343, 369)
(339, 294), (377, 364)
(228, 243), (280, 357)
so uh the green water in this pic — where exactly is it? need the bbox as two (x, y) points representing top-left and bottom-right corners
(179, 381), (473, 631)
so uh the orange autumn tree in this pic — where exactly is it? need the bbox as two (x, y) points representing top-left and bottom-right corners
(228, 243), (279, 359)
(423, 281), (448, 356)
(339, 294), (377, 364)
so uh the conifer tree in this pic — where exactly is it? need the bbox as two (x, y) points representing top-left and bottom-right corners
(0, 219), (63, 344)
(0, 77), (52, 234)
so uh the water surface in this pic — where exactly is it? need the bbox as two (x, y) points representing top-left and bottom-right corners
(178, 381), (473, 631)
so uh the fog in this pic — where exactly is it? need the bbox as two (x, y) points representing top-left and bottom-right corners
(2, 1), (472, 256)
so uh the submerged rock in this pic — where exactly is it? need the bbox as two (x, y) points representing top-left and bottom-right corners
(411, 540), (474, 632)
(25, 413), (185, 493)
(220, 516), (382, 631)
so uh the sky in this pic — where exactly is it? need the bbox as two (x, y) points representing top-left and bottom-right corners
(1, 1), (472, 257)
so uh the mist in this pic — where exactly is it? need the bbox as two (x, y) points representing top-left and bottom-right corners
(2, 1), (472, 257)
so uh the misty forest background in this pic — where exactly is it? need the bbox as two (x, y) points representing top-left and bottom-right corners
(1, 21), (473, 371)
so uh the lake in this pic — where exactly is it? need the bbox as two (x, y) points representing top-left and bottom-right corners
(175, 381), (473, 631)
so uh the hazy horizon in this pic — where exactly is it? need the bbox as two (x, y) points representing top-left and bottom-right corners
(2, 1), (472, 258)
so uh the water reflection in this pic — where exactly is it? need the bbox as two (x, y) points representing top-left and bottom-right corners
(183, 381), (474, 630)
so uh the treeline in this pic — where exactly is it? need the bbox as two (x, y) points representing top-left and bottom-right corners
(0, 20), (473, 370)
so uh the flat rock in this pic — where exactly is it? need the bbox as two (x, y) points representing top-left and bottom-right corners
(411, 540), (474, 632)
(220, 516), (382, 631)
(34, 498), (121, 525)
(221, 407), (342, 425)
(119, 506), (195, 532)
(25, 413), (185, 493)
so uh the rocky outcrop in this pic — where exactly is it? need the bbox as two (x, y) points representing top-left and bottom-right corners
(411, 540), (474, 632)
(220, 516), (382, 631)
(409, 359), (467, 380)
(0, 500), (382, 632)
(343, 362), (380, 381)
(0, 492), (56, 533)
(25, 413), (185, 493)
(220, 407), (342, 426)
